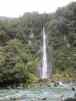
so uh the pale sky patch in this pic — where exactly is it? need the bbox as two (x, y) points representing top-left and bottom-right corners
(0, 0), (76, 17)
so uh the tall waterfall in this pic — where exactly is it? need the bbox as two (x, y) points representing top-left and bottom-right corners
(41, 27), (48, 79)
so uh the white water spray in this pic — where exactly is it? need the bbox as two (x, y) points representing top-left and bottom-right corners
(41, 27), (48, 79)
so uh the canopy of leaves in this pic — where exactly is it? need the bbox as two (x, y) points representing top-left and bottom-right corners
(0, 2), (76, 86)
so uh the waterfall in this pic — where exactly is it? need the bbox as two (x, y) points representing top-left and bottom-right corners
(41, 27), (48, 79)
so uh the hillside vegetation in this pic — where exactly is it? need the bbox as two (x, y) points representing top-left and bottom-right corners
(0, 2), (76, 86)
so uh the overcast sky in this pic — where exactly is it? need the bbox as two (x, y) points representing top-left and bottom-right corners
(0, 0), (76, 17)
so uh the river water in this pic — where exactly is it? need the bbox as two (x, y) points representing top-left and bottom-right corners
(0, 83), (76, 101)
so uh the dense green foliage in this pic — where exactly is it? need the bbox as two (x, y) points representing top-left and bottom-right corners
(0, 2), (76, 86)
(47, 2), (76, 80)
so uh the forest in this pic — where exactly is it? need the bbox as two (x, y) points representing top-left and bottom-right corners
(0, 2), (76, 86)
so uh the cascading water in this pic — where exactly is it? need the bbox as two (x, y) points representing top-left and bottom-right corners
(41, 27), (48, 79)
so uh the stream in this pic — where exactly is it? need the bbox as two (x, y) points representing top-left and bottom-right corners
(0, 83), (76, 101)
